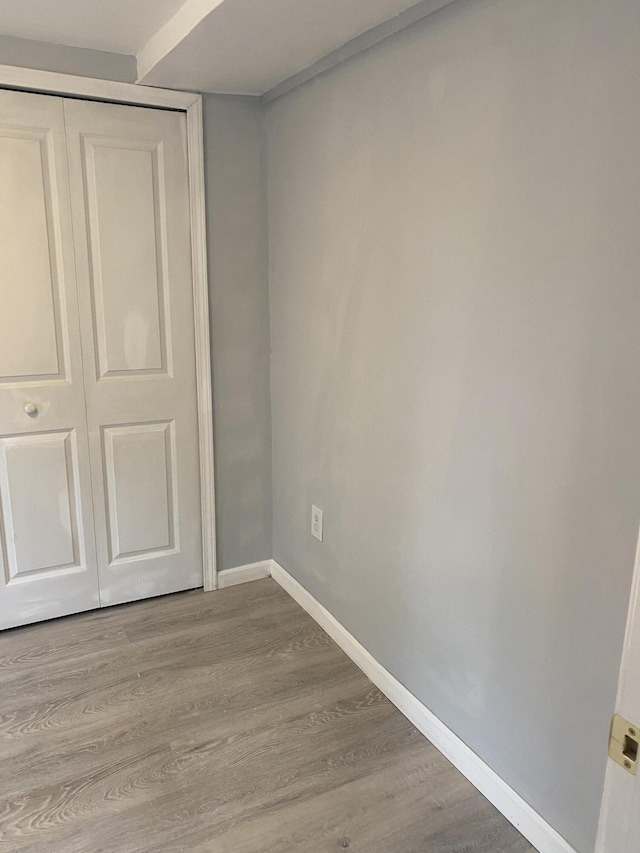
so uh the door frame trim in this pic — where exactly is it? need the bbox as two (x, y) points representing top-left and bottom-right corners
(595, 523), (640, 851)
(0, 64), (218, 591)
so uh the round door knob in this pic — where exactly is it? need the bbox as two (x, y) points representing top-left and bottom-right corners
(24, 403), (38, 416)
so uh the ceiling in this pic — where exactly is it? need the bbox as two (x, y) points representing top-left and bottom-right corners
(0, 0), (454, 95)
(136, 0), (437, 94)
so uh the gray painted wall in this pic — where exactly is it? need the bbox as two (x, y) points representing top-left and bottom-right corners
(203, 95), (272, 570)
(265, 1), (640, 850)
(0, 34), (136, 82)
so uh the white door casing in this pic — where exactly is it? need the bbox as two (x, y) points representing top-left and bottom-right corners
(0, 89), (100, 629)
(596, 525), (640, 852)
(64, 98), (203, 607)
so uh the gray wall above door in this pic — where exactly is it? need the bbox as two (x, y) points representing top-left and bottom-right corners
(0, 34), (136, 81)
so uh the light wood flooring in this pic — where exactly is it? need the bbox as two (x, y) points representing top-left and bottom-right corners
(0, 579), (535, 852)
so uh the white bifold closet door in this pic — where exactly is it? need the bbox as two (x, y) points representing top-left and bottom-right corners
(64, 98), (202, 608)
(0, 91), (100, 628)
(0, 90), (202, 630)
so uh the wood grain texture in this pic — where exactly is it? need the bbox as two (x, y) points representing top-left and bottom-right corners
(0, 580), (535, 852)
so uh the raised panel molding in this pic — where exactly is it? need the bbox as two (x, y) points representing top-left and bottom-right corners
(101, 421), (179, 564)
(0, 501), (7, 587)
(0, 430), (85, 582)
(0, 127), (69, 386)
(81, 135), (172, 380)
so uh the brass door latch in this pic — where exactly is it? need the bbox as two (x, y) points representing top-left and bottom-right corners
(608, 715), (639, 776)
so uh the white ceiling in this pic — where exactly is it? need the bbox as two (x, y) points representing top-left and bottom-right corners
(137, 0), (432, 94)
(0, 0), (454, 94)
(0, 0), (185, 54)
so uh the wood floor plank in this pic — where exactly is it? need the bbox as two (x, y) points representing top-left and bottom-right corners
(0, 617), (129, 682)
(0, 579), (535, 853)
(121, 581), (287, 643)
(0, 589), (320, 714)
(0, 653), (362, 798)
(210, 747), (471, 852)
(12, 695), (423, 853)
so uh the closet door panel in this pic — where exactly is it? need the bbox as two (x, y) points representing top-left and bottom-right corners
(0, 90), (100, 630)
(82, 138), (170, 378)
(102, 421), (177, 563)
(64, 99), (202, 607)
(0, 130), (64, 381)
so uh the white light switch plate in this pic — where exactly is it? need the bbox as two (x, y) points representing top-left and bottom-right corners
(311, 505), (323, 541)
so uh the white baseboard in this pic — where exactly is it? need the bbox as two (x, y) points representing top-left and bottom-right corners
(270, 560), (576, 853)
(217, 560), (272, 588)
